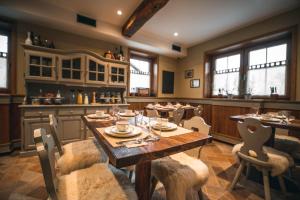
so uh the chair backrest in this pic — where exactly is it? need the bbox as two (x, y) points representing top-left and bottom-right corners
(184, 116), (210, 135)
(173, 108), (185, 125)
(237, 118), (272, 162)
(194, 105), (203, 116)
(34, 128), (58, 200)
(49, 114), (64, 156)
(146, 109), (160, 118)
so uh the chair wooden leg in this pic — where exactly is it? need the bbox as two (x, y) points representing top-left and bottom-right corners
(229, 160), (246, 191)
(150, 176), (158, 198)
(278, 175), (287, 194)
(245, 163), (251, 179)
(198, 188), (204, 200)
(262, 169), (271, 200)
(197, 147), (203, 159)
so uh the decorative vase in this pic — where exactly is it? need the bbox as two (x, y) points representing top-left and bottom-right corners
(25, 32), (32, 45)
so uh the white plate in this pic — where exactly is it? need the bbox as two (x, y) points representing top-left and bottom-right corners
(260, 117), (282, 122)
(87, 114), (111, 119)
(105, 126), (142, 138)
(111, 126), (134, 135)
(118, 112), (136, 117)
(151, 122), (177, 131)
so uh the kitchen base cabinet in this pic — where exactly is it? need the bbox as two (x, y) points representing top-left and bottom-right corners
(19, 104), (129, 155)
(23, 118), (51, 151)
(58, 116), (85, 144)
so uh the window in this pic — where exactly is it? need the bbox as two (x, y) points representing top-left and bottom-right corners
(247, 43), (287, 96)
(212, 53), (240, 95)
(206, 29), (294, 99)
(0, 33), (8, 89)
(130, 57), (151, 93)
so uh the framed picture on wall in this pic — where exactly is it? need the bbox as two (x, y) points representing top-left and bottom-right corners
(190, 79), (200, 88)
(184, 69), (194, 79)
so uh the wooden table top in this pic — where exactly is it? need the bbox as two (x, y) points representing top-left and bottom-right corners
(82, 116), (212, 168)
(230, 115), (300, 132)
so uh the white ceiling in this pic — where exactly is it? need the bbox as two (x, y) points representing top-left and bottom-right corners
(1, 0), (299, 57)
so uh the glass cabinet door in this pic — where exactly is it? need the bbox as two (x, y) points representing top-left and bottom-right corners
(26, 51), (56, 81)
(108, 63), (127, 86)
(59, 55), (83, 82)
(86, 57), (107, 84)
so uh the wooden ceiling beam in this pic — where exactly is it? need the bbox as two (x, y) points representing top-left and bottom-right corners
(122, 0), (169, 37)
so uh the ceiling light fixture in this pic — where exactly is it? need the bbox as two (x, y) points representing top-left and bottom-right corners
(173, 32), (178, 37)
(117, 10), (123, 16)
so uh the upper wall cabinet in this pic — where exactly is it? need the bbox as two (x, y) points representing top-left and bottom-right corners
(22, 44), (129, 87)
(86, 56), (107, 85)
(25, 50), (56, 81)
(108, 63), (127, 86)
(58, 55), (85, 83)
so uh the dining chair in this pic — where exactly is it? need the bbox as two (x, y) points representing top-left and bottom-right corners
(146, 109), (160, 118)
(150, 152), (209, 200)
(183, 116), (211, 158)
(49, 114), (108, 175)
(193, 105), (203, 116)
(230, 118), (294, 200)
(33, 128), (137, 200)
(169, 107), (184, 125)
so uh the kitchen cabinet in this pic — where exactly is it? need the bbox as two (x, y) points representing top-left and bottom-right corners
(23, 118), (51, 150)
(108, 63), (127, 86)
(86, 56), (107, 85)
(25, 50), (56, 81)
(58, 116), (85, 143)
(58, 55), (85, 83)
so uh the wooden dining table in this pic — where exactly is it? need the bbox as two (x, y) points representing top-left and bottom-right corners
(82, 116), (212, 200)
(230, 114), (300, 146)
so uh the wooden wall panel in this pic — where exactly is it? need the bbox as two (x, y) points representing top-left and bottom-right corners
(0, 104), (10, 152)
(211, 105), (251, 140)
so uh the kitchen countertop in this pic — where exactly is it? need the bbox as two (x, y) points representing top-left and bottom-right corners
(19, 103), (129, 108)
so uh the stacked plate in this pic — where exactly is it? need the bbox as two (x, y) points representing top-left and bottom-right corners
(87, 113), (111, 119)
(118, 112), (136, 117)
(151, 122), (177, 131)
(105, 125), (142, 138)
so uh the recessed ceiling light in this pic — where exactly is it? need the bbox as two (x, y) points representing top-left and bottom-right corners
(117, 10), (122, 16)
(173, 32), (178, 37)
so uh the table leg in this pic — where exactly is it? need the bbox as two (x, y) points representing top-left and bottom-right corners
(265, 127), (275, 147)
(135, 160), (151, 200)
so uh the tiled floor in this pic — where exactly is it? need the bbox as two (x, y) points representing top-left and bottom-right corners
(0, 141), (299, 200)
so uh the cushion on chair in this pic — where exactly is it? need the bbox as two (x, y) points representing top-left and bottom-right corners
(58, 163), (137, 200)
(152, 152), (209, 200)
(232, 143), (294, 176)
(274, 135), (300, 160)
(57, 139), (108, 175)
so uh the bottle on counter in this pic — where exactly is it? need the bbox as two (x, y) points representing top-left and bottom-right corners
(84, 93), (89, 105)
(56, 90), (61, 98)
(70, 89), (76, 104)
(91, 91), (96, 104)
(77, 90), (83, 104)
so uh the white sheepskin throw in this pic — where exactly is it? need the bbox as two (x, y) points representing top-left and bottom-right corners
(57, 139), (108, 175)
(232, 143), (294, 176)
(58, 163), (137, 200)
(152, 152), (209, 200)
(274, 135), (300, 160)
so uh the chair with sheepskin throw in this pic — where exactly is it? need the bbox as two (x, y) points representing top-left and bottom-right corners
(34, 128), (137, 200)
(230, 118), (294, 200)
(183, 116), (211, 158)
(49, 114), (108, 175)
(150, 152), (209, 200)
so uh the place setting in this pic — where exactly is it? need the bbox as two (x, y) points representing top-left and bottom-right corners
(148, 117), (193, 137)
(98, 120), (160, 148)
(86, 110), (114, 122)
